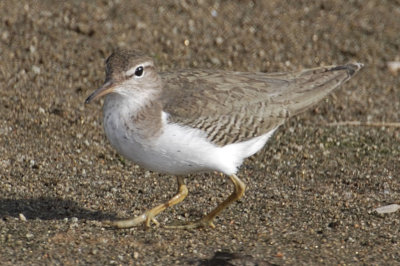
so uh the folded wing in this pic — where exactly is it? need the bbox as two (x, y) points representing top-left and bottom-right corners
(161, 63), (363, 146)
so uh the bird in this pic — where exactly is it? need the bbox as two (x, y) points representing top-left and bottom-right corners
(85, 49), (363, 229)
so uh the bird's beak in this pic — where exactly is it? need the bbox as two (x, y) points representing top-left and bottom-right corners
(85, 80), (115, 104)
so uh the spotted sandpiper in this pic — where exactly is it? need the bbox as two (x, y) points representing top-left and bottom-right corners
(85, 50), (363, 229)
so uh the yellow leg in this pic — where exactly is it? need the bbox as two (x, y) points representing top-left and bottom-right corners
(106, 176), (188, 229)
(166, 174), (246, 229)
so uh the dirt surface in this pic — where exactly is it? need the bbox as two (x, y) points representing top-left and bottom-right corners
(1, 0), (399, 265)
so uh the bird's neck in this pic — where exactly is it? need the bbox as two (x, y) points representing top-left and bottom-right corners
(104, 92), (164, 140)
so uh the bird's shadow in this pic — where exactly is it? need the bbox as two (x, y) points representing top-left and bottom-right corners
(193, 251), (275, 266)
(0, 197), (117, 221)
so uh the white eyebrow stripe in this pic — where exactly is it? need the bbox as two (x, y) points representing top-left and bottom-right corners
(125, 62), (153, 76)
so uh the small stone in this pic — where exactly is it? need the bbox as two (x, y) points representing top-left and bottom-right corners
(77, 23), (92, 35)
(19, 213), (27, 221)
(374, 204), (400, 214)
(1, 31), (9, 41)
(388, 61), (400, 75)
(211, 57), (221, 65)
(91, 249), (98, 255)
(16, 154), (25, 163)
(32, 65), (41, 74)
(136, 22), (147, 29)
(215, 37), (223, 45)
(84, 140), (90, 147)
(29, 45), (36, 53)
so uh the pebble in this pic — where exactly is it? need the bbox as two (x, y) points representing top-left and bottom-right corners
(32, 65), (41, 74)
(1, 31), (9, 41)
(29, 45), (36, 53)
(374, 204), (400, 214)
(211, 57), (221, 65)
(84, 140), (90, 147)
(387, 61), (400, 75)
(19, 213), (27, 221)
(215, 36), (223, 45)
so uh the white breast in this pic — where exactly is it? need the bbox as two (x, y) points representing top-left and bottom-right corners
(103, 99), (277, 175)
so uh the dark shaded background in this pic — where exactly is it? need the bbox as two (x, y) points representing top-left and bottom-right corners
(1, 0), (399, 264)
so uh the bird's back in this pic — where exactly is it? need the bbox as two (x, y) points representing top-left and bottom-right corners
(161, 63), (363, 146)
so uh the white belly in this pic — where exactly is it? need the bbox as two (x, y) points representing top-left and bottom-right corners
(104, 107), (277, 176)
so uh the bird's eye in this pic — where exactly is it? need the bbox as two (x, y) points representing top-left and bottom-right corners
(126, 65), (145, 78)
(134, 66), (144, 77)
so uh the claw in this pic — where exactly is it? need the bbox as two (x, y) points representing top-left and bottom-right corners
(150, 217), (160, 227)
(164, 218), (216, 230)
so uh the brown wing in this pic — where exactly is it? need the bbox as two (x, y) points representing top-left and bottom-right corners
(161, 63), (363, 146)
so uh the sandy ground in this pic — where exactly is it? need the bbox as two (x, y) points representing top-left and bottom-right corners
(1, 0), (399, 265)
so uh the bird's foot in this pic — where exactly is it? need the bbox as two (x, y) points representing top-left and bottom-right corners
(164, 217), (216, 230)
(103, 211), (159, 229)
